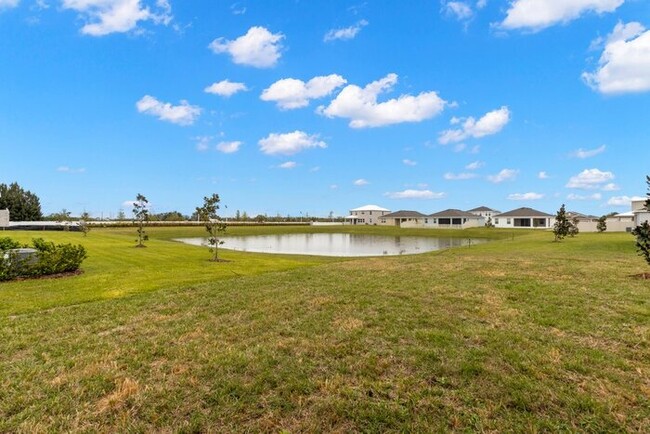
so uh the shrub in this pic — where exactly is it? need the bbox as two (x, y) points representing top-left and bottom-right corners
(0, 237), (24, 251)
(0, 237), (87, 281)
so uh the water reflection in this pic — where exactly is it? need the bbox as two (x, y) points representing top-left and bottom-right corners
(175, 233), (484, 257)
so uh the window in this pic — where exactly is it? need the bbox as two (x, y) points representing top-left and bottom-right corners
(495, 218), (499, 224)
(425, 218), (429, 224)
(507, 218), (511, 225)
(369, 211), (373, 215)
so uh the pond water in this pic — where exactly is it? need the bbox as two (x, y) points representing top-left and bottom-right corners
(174, 233), (485, 257)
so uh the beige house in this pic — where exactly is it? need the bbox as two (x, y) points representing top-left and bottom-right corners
(0, 209), (8, 228)
(467, 206), (500, 219)
(345, 205), (391, 225)
(425, 209), (484, 229)
(378, 210), (427, 227)
(632, 199), (650, 225)
(493, 207), (554, 229)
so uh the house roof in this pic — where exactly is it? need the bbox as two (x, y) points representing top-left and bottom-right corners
(567, 211), (599, 220)
(382, 210), (428, 218)
(467, 206), (498, 212)
(495, 207), (553, 218)
(350, 204), (390, 212)
(429, 209), (480, 218)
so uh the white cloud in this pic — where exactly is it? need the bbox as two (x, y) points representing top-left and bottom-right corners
(443, 1), (474, 21)
(607, 195), (645, 206)
(438, 106), (510, 144)
(278, 161), (297, 169)
(508, 192), (544, 200)
(261, 74), (347, 110)
(602, 183), (620, 191)
(538, 171), (550, 179)
(403, 159), (417, 166)
(353, 178), (369, 186)
(136, 95), (201, 126)
(62, 0), (172, 36)
(500, 0), (623, 32)
(465, 160), (484, 170)
(319, 73), (446, 128)
(216, 141), (242, 154)
(0, 0), (19, 9)
(204, 79), (248, 97)
(571, 144), (606, 158)
(567, 193), (602, 200)
(444, 172), (478, 180)
(566, 168), (615, 189)
(477, 0), (488, 8)
(56, 166), (86, 174)
(385, 189), (446, 199)
(324, 19), (368, 42)
(487, 168), (518, 183)
(209, 26), (284, 68)
(258, 131), (326, 156)
(583, 22), (650, 94)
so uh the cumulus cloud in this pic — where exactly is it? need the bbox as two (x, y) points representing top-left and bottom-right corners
(567, 193), (602, 200)
(571, 144), (606, 158)
(602, 183), (620, 191)
(500, 0), (623, 32)
(438, 106), (510, 144)
(204, 79), (248, 97)
(607, 195), (645, 206)
(582, 22), (650, 94)
(538, 171), (550, 179)
(258, 131), (326, 156)
(566, 168), (615, 189)
(487, 168), (518, 183)
(508, 192), (544, 200)
(216, 141), (242, 154)
(385, 189), (446, 199)
(319, 73), (446, 128)
(465, 160), (484, 170)
(62, 0), (172, 36)
(353, 178), (369, 186)
(209, 26), (284, 68)
(444, 172), (478, 180)
(443, 1), (474, 21)
(324, 19), (368, 42)
(136, 95), (201, 126)
(403, 159), (417, 166)
(278, 161), (297, 169)
(261, 74), (347, 109)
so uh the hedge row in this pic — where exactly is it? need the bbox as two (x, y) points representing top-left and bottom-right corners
(0, 237), (87, 281)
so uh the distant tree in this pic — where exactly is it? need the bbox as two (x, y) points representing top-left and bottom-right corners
(255, 214), (266, 223)
(553, 204), (572, 241)
(597, 215), (607, 233)
(485, 216), (494, 228)
(116, 209), (126, 220)
(153, 211), (187, 222)
(632, 176), (650, 268)
(568, 217), (580, 237)
(196, 194), (227, 262)
(241, 211), (249, 221)
(79, 212), (91, 237)
(132, 194), (149, 248)
(0, 182), (43, 221)
(235, 210), (241, 221)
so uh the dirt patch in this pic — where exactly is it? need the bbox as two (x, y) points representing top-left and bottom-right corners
(630, 272), (650, 280)
(97, 377), (140, 413)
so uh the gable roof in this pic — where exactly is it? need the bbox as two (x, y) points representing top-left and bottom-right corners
(350, 204), (390, 212)
(467, 206), (498, 212)
(429, 209), (480, 218)
(382, 210), (428, 218)
(496, 207), (553, 218)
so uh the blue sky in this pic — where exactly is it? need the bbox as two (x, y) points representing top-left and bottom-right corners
(1, 0), (649, 218)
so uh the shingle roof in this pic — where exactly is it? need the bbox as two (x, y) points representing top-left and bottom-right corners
(429, 209), (480, 218)
(350, 205), (390, 212)
(467, 206), (498, 212)
(496, 207), (553, 218)
(382, 210), (428, 218)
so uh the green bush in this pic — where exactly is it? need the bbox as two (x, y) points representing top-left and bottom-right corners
(0, 237), (87, 281)
(0, 237), (24, 251)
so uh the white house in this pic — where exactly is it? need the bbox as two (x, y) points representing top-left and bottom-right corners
(425, 209), (484, 229)
(345, 205), (391, 225)
(378, 210), (428, 227)
(467, 206), (500, 219)
(493, 207), (554, 229)
(0, 209), (8, 228)
(632, 199), (650, 225)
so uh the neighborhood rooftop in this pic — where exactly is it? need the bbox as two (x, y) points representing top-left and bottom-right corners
(350, 205), (390, 212)
(382, 210), (429, 218)
(429, 209), (479, 218)
(494, 207), (553, 218)
(467, 206), (498, 212)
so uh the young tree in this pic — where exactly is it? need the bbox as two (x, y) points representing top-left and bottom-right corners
(0, 182), (43, 221)
(631, 176), (650, 269)
(568, 217), (580, 237)
(79, 212), (91, 237)
(597, 215), (607, 233)
(485, 216), (494, 228)
(196, 194), (227, 261)
(133, 194), (149, 247)
(553, 204), (572, 241)
(116, 209), (126, 220)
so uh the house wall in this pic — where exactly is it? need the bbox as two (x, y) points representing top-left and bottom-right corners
(631, 200), (647, 212)
(605, 216), (635, 232)
(398, 218), (426, 228)
(423, 217), (484, 229)
(350, 210), (389, 225)
(493, 216), (554, 229)
(0, 209), (9, 228)
(636, 212), (650, 225)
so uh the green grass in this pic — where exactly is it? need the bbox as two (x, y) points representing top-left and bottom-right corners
(1, 226), (649, 432)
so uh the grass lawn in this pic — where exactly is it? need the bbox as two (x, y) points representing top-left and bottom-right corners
(1, 226), (648, 432)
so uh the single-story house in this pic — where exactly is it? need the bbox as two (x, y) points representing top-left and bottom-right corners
(566, 211), (601, 232)
(425, 209), (484, 229)
(493, 207), (554, 229)
(467, 206), (500, 219)
(378, 210), (428, 228)
(345, 205), (391, 225)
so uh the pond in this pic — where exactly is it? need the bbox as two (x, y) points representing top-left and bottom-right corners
(174, 233), (485, 257)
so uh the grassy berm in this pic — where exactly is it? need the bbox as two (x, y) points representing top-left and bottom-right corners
(0, 226), (648, 432)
